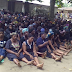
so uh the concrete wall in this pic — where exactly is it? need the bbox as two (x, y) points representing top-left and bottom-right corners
(0, 0), (23, 12)
(0, 0), (8, 10)
(28, 3), (58, 14)
(15, 1), (23, 12)
(54, 7), (58, 14)
(22, 4), (25, 13)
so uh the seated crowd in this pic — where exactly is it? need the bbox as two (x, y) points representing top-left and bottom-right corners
(0, 9), (72, 69)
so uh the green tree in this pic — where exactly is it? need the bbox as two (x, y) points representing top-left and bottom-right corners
(50, 0), (64, 21)
(49, 0), (55, 21)
(68, 0), (72, 3)
(55, 0), (63, 8)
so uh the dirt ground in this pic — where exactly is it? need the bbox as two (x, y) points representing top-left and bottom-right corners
(0, 51), (72, 72)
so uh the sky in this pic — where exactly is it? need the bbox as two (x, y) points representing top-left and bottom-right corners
(17, 0), (50, 5)
(17, 0), (67, 6)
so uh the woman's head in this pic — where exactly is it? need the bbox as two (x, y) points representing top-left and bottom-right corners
(24, 21), (28, 25)
(55, 30), (59, 36)
(22, 28), (29, 37)
(59, 30), (65, 36)
(41, 32), (46, 39)
(41, 28), (45, 33)
(70, 40), (72, 44)
(29, 28), (35, 34)
(31, 29), (35, 34)
(21, 23), (24, 28)
(28, 34), (34, 43)
(47, 31), (54, 39)
(28, 25), (33, 30)
(37, 26), (42, 32)
(50, 34), (54, 39)
(9, 24), (13, 30)
(10, 32), (17, 41)
(0, 28), (4, 38)
(24, 31), (29, 37)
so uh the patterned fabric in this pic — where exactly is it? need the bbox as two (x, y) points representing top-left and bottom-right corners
(25, 40), (34, 52)
(0, 41), (6, 48)
(47, 31), (54, 38)
(12, 42), (20, 51)
(10, 32), (17, 36)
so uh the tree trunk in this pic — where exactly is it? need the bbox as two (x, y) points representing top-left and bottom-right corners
(24, 2), (29, 15)
(50, 0), (55, 21)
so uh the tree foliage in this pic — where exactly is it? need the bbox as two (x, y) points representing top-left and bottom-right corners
(25, 0), (64, 8)
(68, 0), (72, 3)
(55, 0), (64, 8)
(7, 0), (16, 1)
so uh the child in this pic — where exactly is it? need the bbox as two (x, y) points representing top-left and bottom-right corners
(47, 31), (64, 58)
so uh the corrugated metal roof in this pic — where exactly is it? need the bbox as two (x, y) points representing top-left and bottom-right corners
(58, 7), (72, 11)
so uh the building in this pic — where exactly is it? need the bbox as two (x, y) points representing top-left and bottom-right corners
(0, 0), (58, 14)
(58, 7), (72, 19)
(0, 0), (23, 12)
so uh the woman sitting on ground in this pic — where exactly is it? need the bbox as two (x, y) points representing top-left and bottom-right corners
(47, 31), (64, 57)
(22, 34), (44, 69)
(5, 32), (33, 67)
(5, 24), (14, 39)
(0, 28), (8, 62)
(36, 32), (62, 61)
(54, 30), (71, 55)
